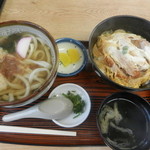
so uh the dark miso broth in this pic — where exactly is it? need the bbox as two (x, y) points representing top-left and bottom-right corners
(99, 98), (148, 150)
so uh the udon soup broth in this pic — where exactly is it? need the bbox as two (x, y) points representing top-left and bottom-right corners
(0, 32), (52, 102)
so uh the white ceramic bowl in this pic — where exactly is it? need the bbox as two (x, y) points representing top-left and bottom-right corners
(56, 38), (88, 77)
(48, 83), (91, 128)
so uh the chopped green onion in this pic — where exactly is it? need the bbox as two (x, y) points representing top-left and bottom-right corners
(63, 91), (85, 118)
(122, 46), (128, 54)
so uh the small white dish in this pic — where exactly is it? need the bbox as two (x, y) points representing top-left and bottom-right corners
(56, 38), (88, 77)
(48, 83), (91, 128)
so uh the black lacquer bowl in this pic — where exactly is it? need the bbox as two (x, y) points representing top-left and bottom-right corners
(97, 92), (150, 150)
(89, 15), (150, 91)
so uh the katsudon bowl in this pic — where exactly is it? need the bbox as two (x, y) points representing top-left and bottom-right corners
(0, 21), (59, 107)
(89, 15), (150, 91)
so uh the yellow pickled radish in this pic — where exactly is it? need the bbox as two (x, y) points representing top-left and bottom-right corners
(59, 53), (71, 67)
(67, 49), (80, 63)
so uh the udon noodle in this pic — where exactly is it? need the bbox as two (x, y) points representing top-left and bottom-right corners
(0, 32), (52, 102)
(93, 29), (150, 88)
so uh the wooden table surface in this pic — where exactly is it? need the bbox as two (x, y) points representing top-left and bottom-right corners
(0, 0), (150, 150)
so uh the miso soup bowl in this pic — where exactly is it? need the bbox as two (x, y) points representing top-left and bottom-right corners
(97, 92), (150, 150)
(89, 15), (150, 91)
(0, 21), (59, 107)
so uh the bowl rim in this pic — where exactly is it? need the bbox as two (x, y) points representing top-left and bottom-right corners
(56, 37), (88, 77)
(0, 20), (59, 106)
(88, 15), (150, 91)
(97, 91), (150, 150)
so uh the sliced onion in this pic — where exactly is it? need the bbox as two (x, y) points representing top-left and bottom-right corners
(16, 37), (32, 58)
